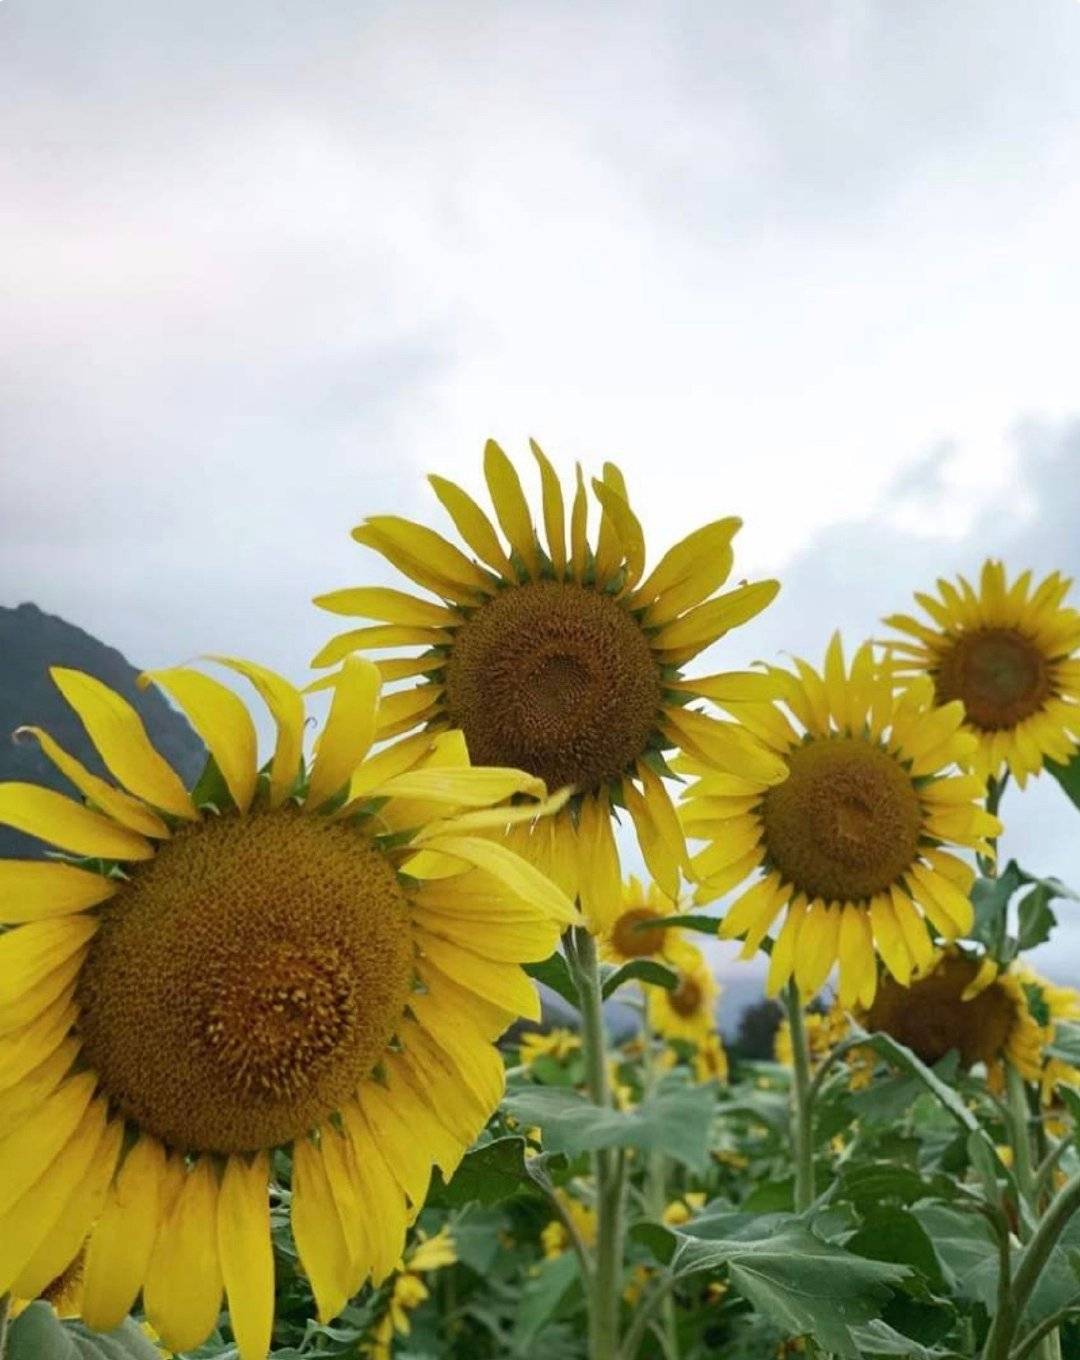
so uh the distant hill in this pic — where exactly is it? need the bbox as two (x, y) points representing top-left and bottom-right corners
(0, 603), (205, 857)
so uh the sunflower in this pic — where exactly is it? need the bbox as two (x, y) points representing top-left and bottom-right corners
(883, 561), (1080, 786)
(541, 1188), (598, 1258)
(366, 1227), (456, 1359)
(312, 439), (785, 931)
(773, 1007), (849, 1071)
(859, 951), (1051, 1090)
(692, 1031), (730, 1085)
(597, 874), (696, 968)
(0, 658), (574, 1359)
(646, 941), (719, 1043)
(680, 636), (1001, 1008)
(518, 1027), (581, 1067)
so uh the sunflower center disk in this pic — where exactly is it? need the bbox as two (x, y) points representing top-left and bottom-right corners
(864, 956), (1018, 1068)
(670, 976), (703, 1018)
(935, 627), (1051, 730)
(611, 908), (667, 959)
(761, 737), (922, 902)
(444, 581), (662, 792)
(76, 811), (414, 1155)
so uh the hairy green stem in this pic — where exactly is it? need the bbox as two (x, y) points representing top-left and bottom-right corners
(784, 980), (815, 1212)
(984, 1172), (1080, 1360)
(573, 927), (621, 1360)
(1007, 1063), (1038, 1229)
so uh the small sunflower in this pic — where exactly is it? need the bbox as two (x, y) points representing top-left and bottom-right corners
(598, 874), (695, 968)
(312, 439), (785, 930)
(859, 951), (1049, 1090)
(884, 561), (1080, 786)
(518, 1027), (581, 1068)
(0, 659), (574, 1359)
(774, 1008), (849, 1071)
(692, 1030), (730, 1084)
(647, 942), (719, 1043)
(541, 1189), (598, 1258)
(366, 1228), (456, 1359)
(681, 636), (1001, 1008)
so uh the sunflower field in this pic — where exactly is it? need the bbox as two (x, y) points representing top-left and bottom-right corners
(4, 441), (1080, 1360)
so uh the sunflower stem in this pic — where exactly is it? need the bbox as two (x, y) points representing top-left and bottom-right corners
(572, 926), (622, 1360)
(1007, 1062), (1038, 1226)
(642, 997), (680, 1360)
(784, 980), (816, 1213)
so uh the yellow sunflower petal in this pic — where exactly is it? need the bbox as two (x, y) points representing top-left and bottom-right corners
(429, 474), (516, 580)
(291, 1137), (353, 1322)
(144, 1158), (224, 1355)
(794, 903), (840, 996)
(0, 1038), (81, 1141)
(375, 766), (546, 807)
(889, 887), (936, 973)
(0, 783), (154, 862)
(0, 860), (115, 924)
(208, 658), (305, 808)
(653, 580), (780, 655)
(313, 586), (456, 627)
(0, 915), (98, 1014)
(11, 1114), (123, 1302)
(362, 516), (494, 595)
(483, 439), (541, 578)
(48, 668), (195, 818)
(592, 475), (645, 588)
(868, 896), (913, 985)
(415, 835), (576, 926)
(0, 993), (76, 1090)
(0, 1070), (97, 1218)
(569, 464), (589, 582)
(344, 1111), (410, 1285)
(0, 1095), (108, 1295)
(530, 438), (567, 575)
(0, 951), (82, 1037)
(630, 517), (742, 609)
(412, 932), (541, 1020)
(765, 898), (804, 996)
(218, 1152), (273, 1360)
(348, 1091), (431, 1208)
(306, 656), (381, 809)
(576, 791), (623, 933)
(141, 667), (257, 813)
(82, 1135), (170, 1331)
(15, 727), (170, 839)
(311, 625), (451, 670)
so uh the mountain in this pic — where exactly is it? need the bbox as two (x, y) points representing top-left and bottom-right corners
(0, 603), (205, 858)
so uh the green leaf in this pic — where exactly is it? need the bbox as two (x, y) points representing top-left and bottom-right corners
(1048, 750), (1080, 813)
(651, 913), (721, 935)
(6, 1307), (165, 1360)
(849, 1319), (962, 1358)
(502, 1078), (715, 1172)
(970, 860), (1024, 958)
(847, 1205), (946, 1292)
(511, 1252), (582, 1348)
(428, 1135), (532, 1207)
(1048, 1020), (1080, 1067)
(646, 1212), (909, 1358)
(1017, 885), (1058, 951)
(912, 1204), (999, 1308)
(836, 1030), (985, 1141)
(600, 958), (678, 999)
(523, 951), (578, 1009)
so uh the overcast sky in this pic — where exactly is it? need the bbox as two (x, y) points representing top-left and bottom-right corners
(4, 1), (1080, 984)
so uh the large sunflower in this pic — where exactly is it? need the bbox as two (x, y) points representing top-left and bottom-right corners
(884, 561), (1080, 785)
(0, 658), (574, 1359)
(859, 951), (1051, 1090)
(680, 636), (1001, 1008)
(312, 439), (785, 930)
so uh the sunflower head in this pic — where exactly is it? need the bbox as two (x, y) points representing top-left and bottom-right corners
(0, 656), (574, 1356)
(860, 950), (1048, 1088)
(647, 942), (719, 1043)
(884, 561), (1080, 785)
(598, 873), (696, 967)
(313, 438), (785, 930)
(680, 635), (1002, 1009)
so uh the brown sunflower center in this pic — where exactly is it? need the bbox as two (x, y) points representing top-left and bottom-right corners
(670, 975), (704, 1018)
(761, 737), (922, 903)
(77, 810), (414, 1155)
(934, 628), (1051, 730)
(864, 955), (1018, 1068)
(611, 907), (667, 959)
(444, 580), (662, 792)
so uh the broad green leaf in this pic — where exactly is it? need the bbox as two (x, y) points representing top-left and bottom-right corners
(969, 860), (1024, 958)
(523, 952), (578, 1009)
(1048, 1021), (1080, 1067)
(912, 1204), (999, 1308)
(1017, 884), (1058, 950)
(503, 1078), (715, 1172)
(6, 1307), (164, 1360)
(849, 1319), (962, 1358)
(1048, 750), (1080, 814)
(847, 1205), (946, 1291)
(428, 1135), (532, 1207)
(600, 958), (678, 999)
(639, 1212), (909, 1359)
(511, 1251), (582, 1348)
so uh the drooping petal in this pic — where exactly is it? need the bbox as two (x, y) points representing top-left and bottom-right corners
(0, 1071), (97, 1218)
(144, 1158), (224, 1355)
(0, 784), (154, 861)
(0, 860), (116, 924)
(218, 1152), (274, 1360)
(48, 668), (196, 818)
(306, 655), (381, 809)
(142, 668), (258, 813)
(291, 1136), (352, 1324)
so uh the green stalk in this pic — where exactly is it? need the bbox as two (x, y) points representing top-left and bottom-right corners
(641, 993), (679, 1360)
(1007, 1063), (1037, 1225)
(573, 927), (621, 1360)
(784, 980), (815, 1212)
